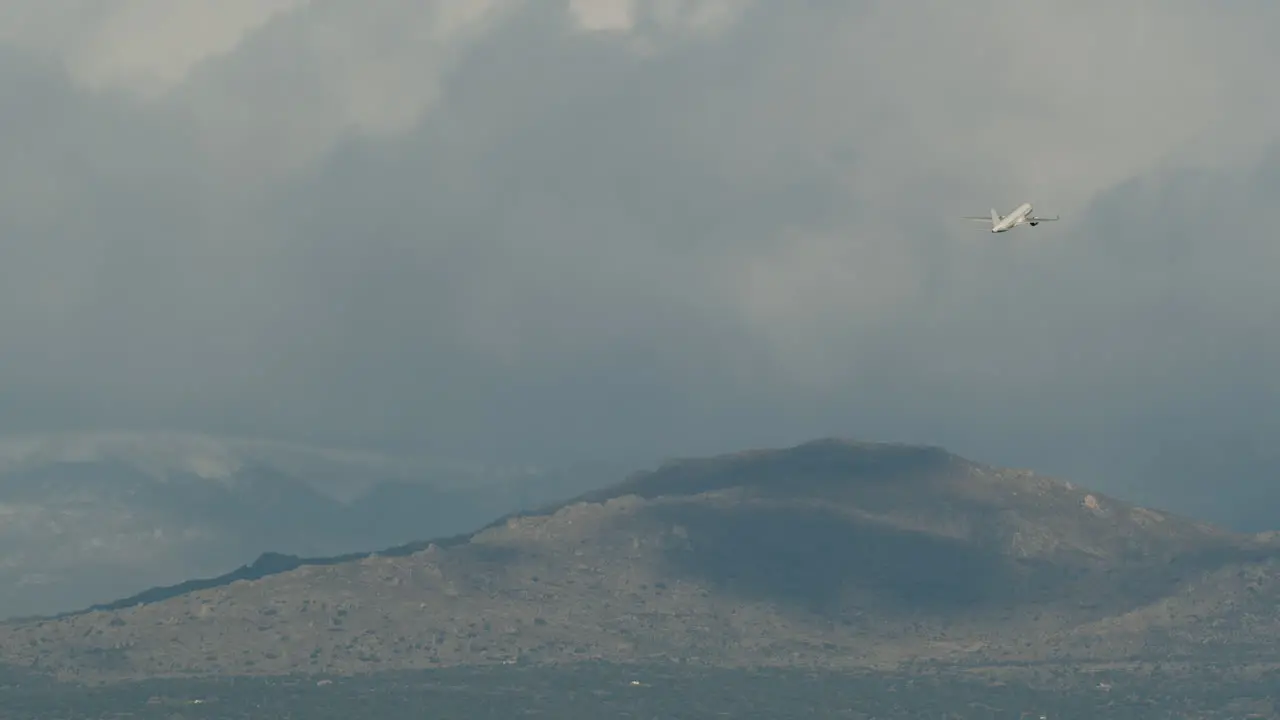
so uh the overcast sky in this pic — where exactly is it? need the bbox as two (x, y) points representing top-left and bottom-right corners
(2, 0), (1280, 529)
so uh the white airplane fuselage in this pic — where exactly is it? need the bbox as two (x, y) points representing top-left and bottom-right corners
(991, 202), (1034, 232)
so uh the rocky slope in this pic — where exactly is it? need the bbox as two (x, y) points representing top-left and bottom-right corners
(3, 438), (1278, 683)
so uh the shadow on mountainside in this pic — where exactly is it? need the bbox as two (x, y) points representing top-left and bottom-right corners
(639, 501), (1280, 623)
(643, 501), (1015, 616)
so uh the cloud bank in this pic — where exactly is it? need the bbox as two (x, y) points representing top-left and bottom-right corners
(2, 0), (1280, 528)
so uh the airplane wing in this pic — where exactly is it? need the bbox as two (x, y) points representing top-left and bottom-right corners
(961, 217), (993, 221)
(1027, 215), (1059, 222)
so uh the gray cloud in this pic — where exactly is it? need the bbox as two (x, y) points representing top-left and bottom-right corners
(1, 1), (1279, 528)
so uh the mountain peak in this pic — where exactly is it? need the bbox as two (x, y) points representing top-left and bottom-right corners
(573, 438), (965, 504)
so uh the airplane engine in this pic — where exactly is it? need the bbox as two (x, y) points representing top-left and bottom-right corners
(1030, 222), (1039, 227)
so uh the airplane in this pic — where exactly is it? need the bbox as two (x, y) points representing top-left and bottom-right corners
(962, 202), (1059, 233)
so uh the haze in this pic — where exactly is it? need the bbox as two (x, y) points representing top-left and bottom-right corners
(2, 1), (1279, 529)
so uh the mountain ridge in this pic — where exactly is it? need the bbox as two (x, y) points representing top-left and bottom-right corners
(4, 437), (1280, 683)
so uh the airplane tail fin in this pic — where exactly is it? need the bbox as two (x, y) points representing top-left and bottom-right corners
(990, 208), (1000, 224)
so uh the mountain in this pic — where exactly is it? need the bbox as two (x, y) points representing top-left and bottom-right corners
(3, 437), (1279, 684)
(0, 431), (619, 620)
